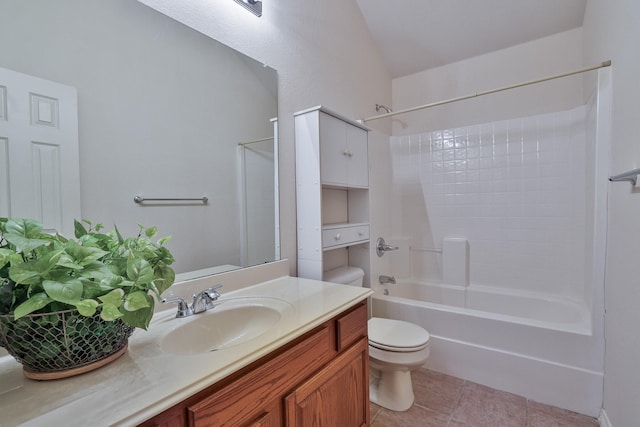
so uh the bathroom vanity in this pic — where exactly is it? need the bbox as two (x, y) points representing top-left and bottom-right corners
(141, 300), (369, 426)
(0, 262), (373, 426)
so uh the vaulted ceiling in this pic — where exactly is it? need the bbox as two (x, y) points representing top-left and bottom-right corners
(355, 0), (587, 78)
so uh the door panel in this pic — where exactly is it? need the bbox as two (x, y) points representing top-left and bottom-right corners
(0, 66), (80, 235)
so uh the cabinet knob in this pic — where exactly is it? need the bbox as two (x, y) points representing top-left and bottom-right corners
(343, 150), (353, 157)
(334, 233), (341, 240)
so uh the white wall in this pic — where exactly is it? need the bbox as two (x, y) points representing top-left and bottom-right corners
(392, 28), (585, 135)
(138, 0), (392, 276)
(583, 1), (640, 425)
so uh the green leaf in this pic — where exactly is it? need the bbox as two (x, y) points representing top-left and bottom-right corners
(157, 235), (172, 246)
(43, 279), (83, 305)
(123, 291), (150, 311)
(13, 292), (53, 319)
(74, 219), (88, 238)
(55, 252), (84, 270)
(3, 234), (50, 253)
(8, 264), (42, 285)
(0, 248), (16, 269)
(63, 240), (109, 267)
(144, 226), (157, 238)
(98, 288), (125, 307)
(9, 249), (64, 285)
(80, 261), (113, 280)
(5, 218), (43, 238)
(3, 219), (50, 252)
(120, 295), (154, 330)
(100, 303), (123, 321)
(113, 225), (124, 245)
(75, 299), (99, 316)
(152, 263), (176, 296)
(126, 257), (154, 285)
(157, 246), (175, 265)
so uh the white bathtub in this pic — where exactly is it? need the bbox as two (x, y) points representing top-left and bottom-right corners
(371, 279), (603, 417)
(380, 280), (591, 334)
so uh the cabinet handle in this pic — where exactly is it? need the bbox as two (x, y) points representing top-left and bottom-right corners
(334, 233), (341, 240)
(358, 232), (364, 236)
(343, 150), (353, 157)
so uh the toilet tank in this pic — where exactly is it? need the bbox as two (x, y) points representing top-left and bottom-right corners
(323, 266), (365, 287)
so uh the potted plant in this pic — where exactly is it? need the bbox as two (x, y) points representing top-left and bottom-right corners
(0, 218), (176, 379)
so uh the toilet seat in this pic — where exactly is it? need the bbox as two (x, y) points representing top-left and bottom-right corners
(368, 317), (430, 353)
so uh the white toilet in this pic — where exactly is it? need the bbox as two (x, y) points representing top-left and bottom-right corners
(323, 266), (431, 411)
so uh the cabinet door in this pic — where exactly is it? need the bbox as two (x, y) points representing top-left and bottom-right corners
(346, 125), (368, 188)
(319, 112), (348, 186)
(187, 324), (334, 426)
(285, 338), (369, 427)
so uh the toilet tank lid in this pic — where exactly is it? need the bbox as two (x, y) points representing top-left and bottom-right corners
(323, 266), (364, 284)
(368, 317), (430, 349)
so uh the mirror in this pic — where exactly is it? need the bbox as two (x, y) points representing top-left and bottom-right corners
(0, 0), (279, 277)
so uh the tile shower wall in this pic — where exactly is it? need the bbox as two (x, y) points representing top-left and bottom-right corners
(390, 106), (588, 301)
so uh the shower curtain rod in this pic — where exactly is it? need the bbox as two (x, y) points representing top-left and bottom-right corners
(238, 136), (273, 146)
(361, 60), (612, 123)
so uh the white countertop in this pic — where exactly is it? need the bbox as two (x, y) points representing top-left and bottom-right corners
(0, 276), (373, 427)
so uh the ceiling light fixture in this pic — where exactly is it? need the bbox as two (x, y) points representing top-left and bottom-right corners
(233, 0), (262, 17)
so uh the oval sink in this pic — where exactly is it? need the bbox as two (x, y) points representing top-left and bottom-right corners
(160, 297), (293, 355)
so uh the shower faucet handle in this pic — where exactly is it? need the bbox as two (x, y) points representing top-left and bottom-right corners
(376, 237), (399, 257)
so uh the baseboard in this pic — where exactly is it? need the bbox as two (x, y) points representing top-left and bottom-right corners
(598, 409), (612, 427)
(425, 335), (603, 418)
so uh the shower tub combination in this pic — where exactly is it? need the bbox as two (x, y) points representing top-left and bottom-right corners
(370, 68), (611, 417)
(372, 279), (602, 417)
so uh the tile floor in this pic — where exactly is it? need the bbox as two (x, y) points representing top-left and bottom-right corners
(370, 369), (599, 427)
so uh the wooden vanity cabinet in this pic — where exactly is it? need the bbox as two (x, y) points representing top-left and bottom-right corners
(139, 301), (370, 427)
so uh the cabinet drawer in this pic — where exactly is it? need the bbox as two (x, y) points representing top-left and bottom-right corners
(336, 302), (368, 352)
(322, 224), (369, 249)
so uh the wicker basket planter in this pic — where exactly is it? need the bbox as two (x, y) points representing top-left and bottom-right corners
(0, 309), (134, 380)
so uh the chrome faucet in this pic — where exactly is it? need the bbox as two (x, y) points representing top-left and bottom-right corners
(376, 237), (399, 257)
(379, 275), (396, 285)
(162, 284), (223, 318)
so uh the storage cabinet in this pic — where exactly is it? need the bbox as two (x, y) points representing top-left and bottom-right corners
(319, 112), (368, 188)
(138, 301), (369, 427)
(295, 106), (371, 284)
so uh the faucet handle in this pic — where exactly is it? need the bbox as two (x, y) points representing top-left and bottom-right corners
(192, 284), (223, 312)
(200, 284), (223, 303)
(161, 296), (194, 318)
(204, 284), (223, 299)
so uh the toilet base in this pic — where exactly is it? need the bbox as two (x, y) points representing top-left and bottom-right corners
(369, 367), (414, 411)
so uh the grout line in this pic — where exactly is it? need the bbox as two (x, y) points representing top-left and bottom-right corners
(446, 379), (466, 425)
(369, 403), (380, 424)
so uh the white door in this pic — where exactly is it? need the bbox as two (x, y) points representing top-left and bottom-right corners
(0, 66), (80, 236)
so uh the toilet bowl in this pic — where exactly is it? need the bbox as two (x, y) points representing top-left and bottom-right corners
(368, 317), (430, 411)
(323, 266), (431, 411)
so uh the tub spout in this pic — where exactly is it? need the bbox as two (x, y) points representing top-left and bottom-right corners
(379, 275), (396, 285)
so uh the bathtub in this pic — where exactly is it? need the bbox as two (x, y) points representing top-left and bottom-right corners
(371, 279), (604, 417)
(378, 279), (591, 334)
